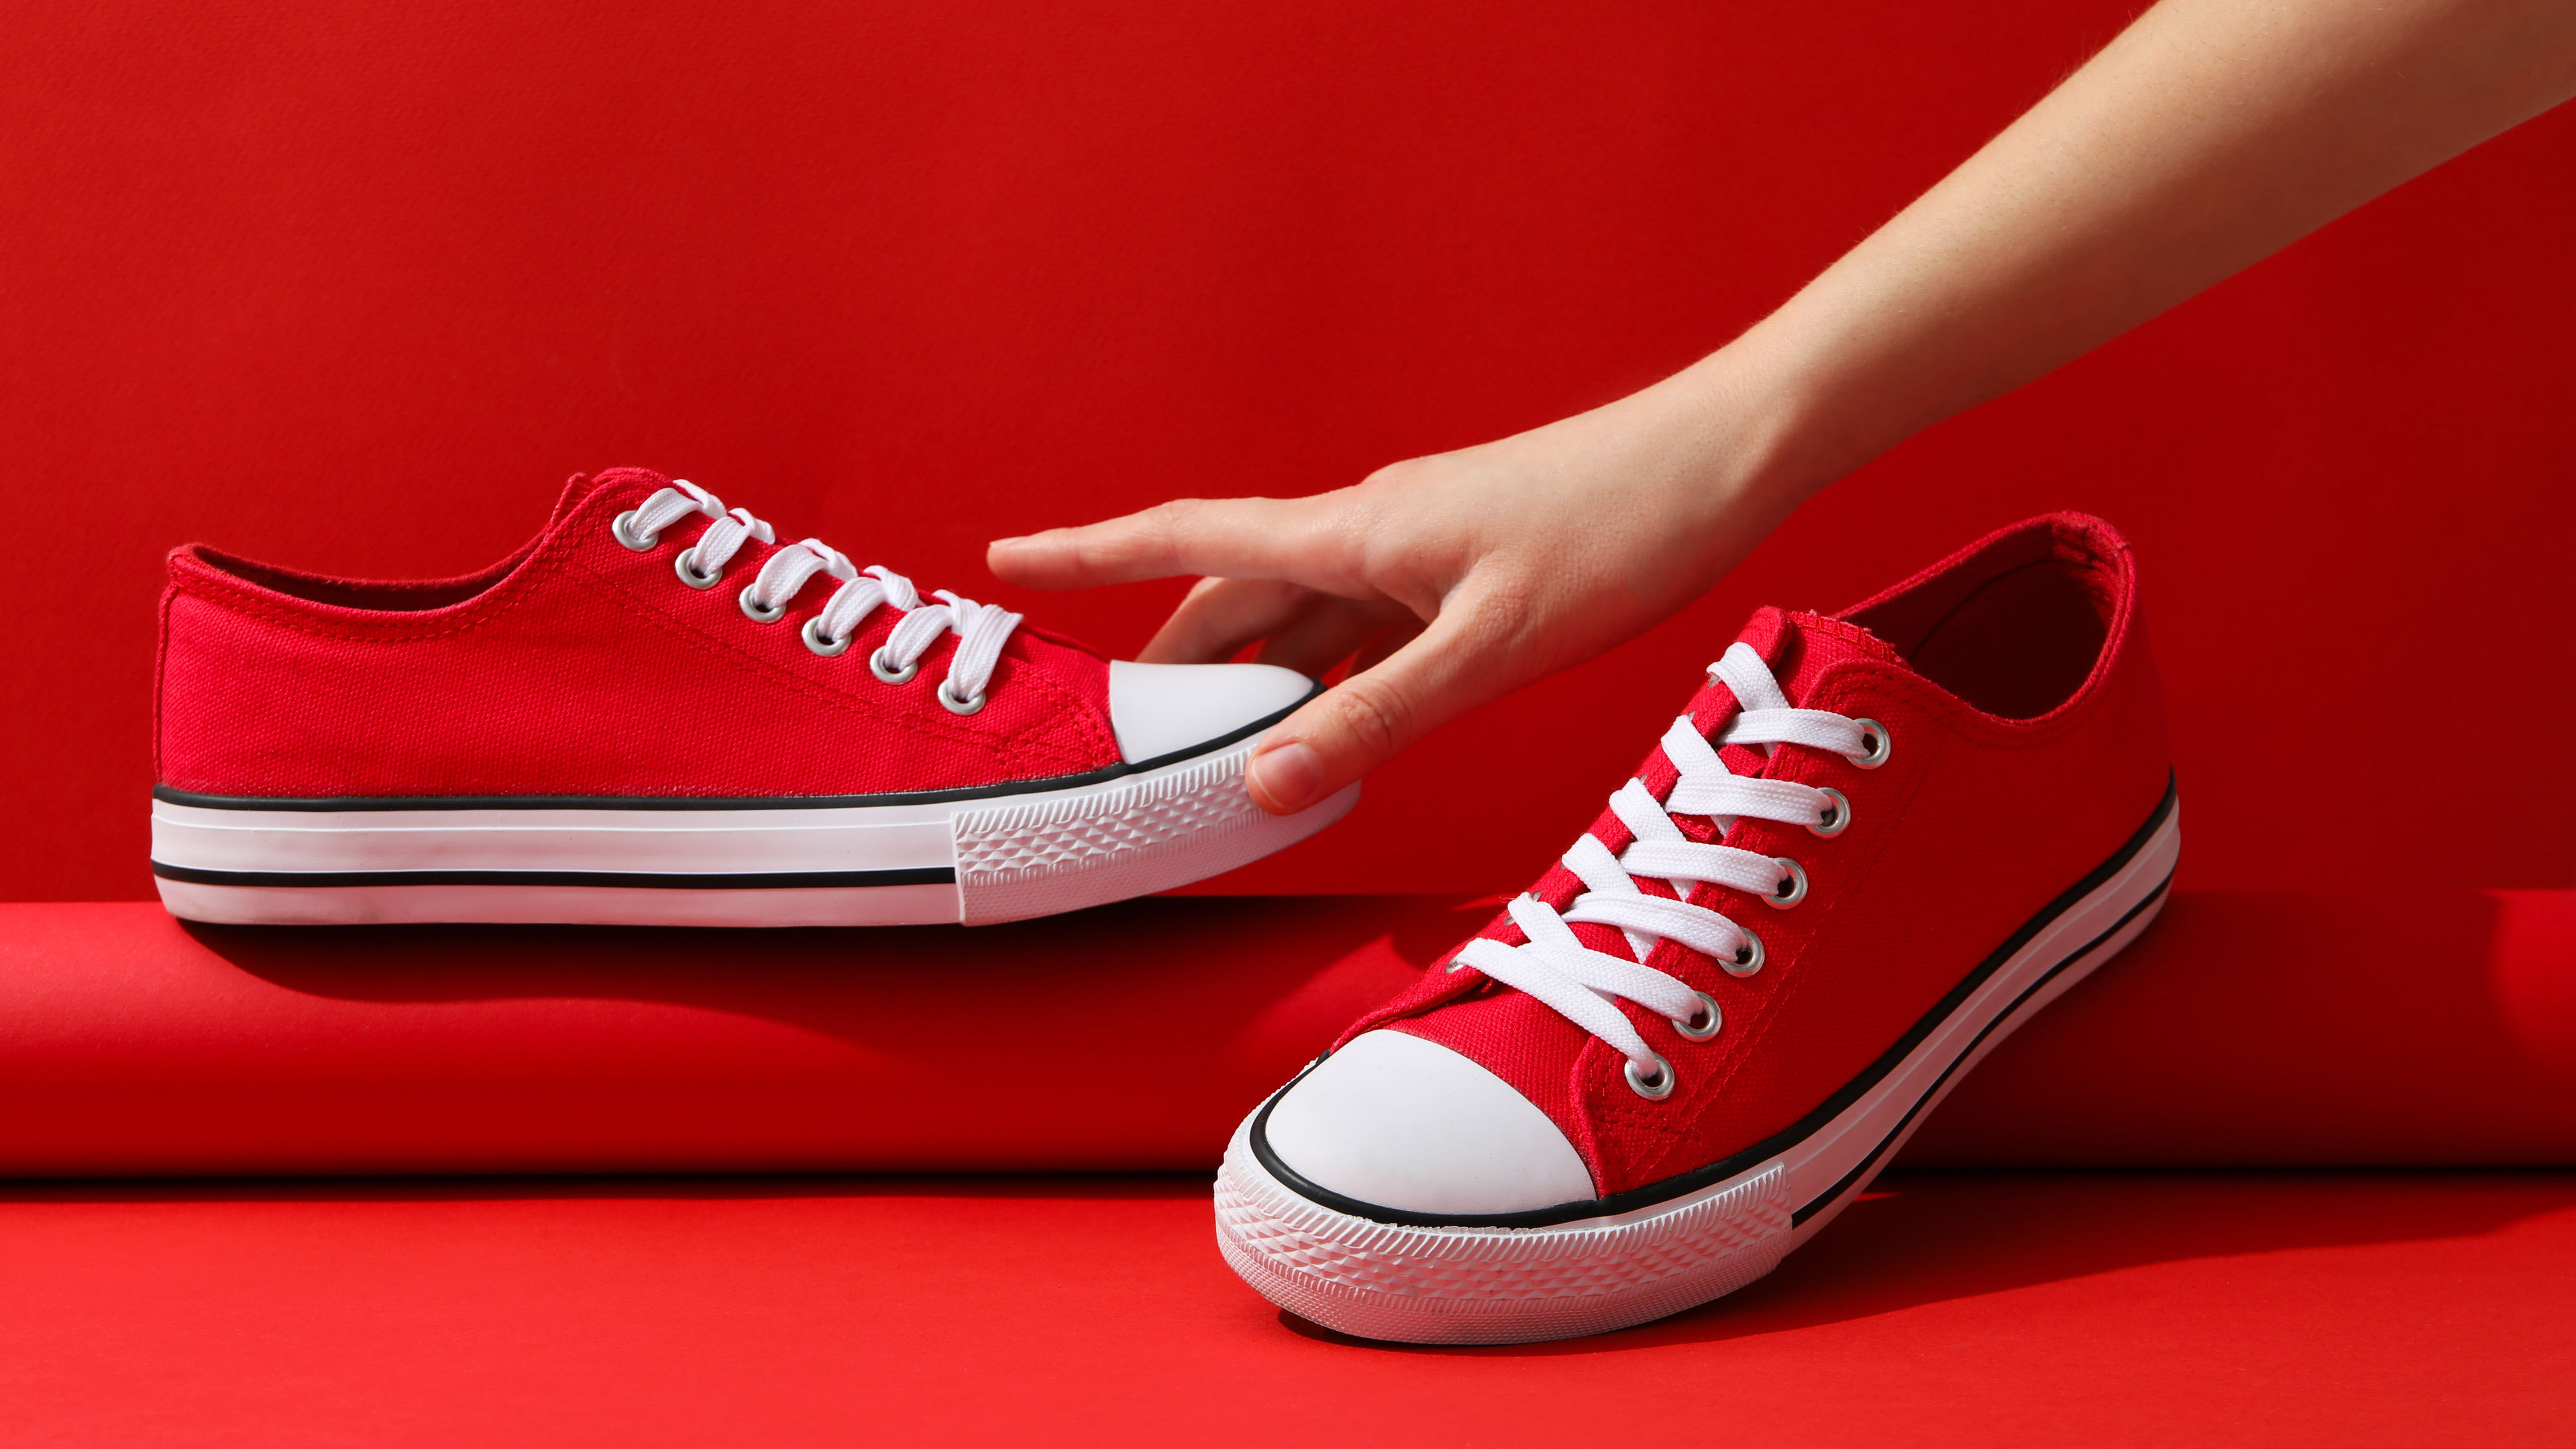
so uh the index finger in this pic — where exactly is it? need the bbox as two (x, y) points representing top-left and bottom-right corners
(986, 495), (1335, 590)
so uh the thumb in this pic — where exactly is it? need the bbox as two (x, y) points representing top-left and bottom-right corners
(1243, 600), (1525, 814)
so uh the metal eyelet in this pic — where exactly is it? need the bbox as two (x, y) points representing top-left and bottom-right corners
(674, 548), (722, 589)
(869, 648), (920, 686)
(1766, 857), (1809, 909)
(611, 511), (660, 551)
(1672, 991), (1723, 1042)
(1624, 1053), (1677, 1100)
(938, 680), (989, 716)
(1808, 787), (1853, 838)
(739, 587), (786, 624)
(1722, 930), (1766, 977)
(802, 617), (853, 657)
(1846, 718), (1892, 769)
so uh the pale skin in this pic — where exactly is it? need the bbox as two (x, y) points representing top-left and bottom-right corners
(990, 0), (2576, 815)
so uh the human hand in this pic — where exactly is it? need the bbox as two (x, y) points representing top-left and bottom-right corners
(987, 360), (1809, 815)
(994, 0), (2576, 816)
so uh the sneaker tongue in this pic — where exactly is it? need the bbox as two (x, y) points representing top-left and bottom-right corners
(1773, 608), (1907, 700)
(550, 468), (672, 527)
(1690, 606), (1907, 780)
(1709, 606), (1905, 712)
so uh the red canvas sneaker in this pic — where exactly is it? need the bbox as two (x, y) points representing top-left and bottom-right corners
(150, 469), (1356, 926)
(1216, 513), (2176, 1343)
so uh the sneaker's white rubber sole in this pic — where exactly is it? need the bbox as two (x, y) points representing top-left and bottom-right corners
(152, 733), (1356, 927)
(1215, 791), (2179, 1344)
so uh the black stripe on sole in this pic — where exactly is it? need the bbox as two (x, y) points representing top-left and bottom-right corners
(1786, 870), (2172, 1226)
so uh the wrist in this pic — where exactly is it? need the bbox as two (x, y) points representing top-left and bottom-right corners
(1630, 337), (1846, 557)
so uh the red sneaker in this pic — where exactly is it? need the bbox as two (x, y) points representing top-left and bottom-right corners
(151, 469), (1354, 926)
(1216, 513), (2176, 1343)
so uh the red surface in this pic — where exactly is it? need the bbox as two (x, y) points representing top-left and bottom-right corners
(1359, 517), (2176, 1193)
(10, 13), (2569, 1432)
(6, 893), (2570, 1176)
(6, 1), (2575, 901)
(2, 1171), (2568, 1446)
(160, 470), (1121, 798)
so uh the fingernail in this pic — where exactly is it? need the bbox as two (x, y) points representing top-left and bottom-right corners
(989, 535), (1026, 549)
(1246, 741), (1327, 815)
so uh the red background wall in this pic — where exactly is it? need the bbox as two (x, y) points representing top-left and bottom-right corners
(5, 0), (2571, 902)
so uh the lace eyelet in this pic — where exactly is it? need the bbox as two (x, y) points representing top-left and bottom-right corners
(1808, 787), (1853, 838)
(739, 588), (787, 624)
(802, 617), (853, 657)
(611, 511), (660, 551)
(938, 680), (989, 716)
(1722, 930), (1766, 977)
(1624, 1053), (1677, 1100)
(1672, 991), (1722, 1042)
(1846, 718), (1892, 769)
(1766, 857), (1809, 909)
(869, 648), (920, 686)
(674, 548), (722, 590)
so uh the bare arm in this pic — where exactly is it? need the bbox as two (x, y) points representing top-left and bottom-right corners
(991, 0), (2576, 814)
(1735, 0), (2576, 486)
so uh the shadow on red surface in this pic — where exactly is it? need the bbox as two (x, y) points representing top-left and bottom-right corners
(5, 1168), (2568, 1354)
(1275, 1169), (2576, 1353)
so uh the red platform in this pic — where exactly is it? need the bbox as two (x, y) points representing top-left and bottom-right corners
(6, 892), (2573, 1177)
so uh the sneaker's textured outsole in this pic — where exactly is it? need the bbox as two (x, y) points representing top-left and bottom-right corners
(1214, 799), (2179, 1344)
(151, 733), (1356, 927)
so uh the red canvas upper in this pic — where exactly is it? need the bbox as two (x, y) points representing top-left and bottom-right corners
(1336, 513), (2171, 1197)
(156, 469), (1122, 799)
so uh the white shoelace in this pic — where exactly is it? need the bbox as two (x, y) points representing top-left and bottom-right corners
(615, 481), (1024, 710)
(1450, 643), (1889, 1097)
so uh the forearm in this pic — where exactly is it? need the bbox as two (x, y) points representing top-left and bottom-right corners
(1682, 0), (2576, 509)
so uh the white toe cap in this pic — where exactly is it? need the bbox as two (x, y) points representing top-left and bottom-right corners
(1260, 1029), (1596, 1216)
(1107, 659), (1311, 765)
